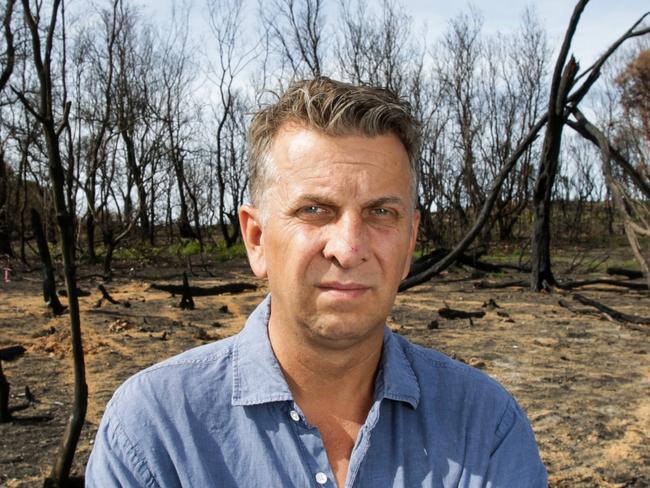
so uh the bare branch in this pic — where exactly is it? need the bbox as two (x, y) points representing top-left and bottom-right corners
(55, 100), (71, 137)
(0, 0), (16, 91)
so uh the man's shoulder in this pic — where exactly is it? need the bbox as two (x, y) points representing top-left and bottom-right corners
(386, 332), (547, 484)
(109, 335), (238, 415)
(391, 331), (513, 405)
(133, 333), (236, 379)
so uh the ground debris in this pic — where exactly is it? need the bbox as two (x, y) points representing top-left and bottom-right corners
(561, 293), (650, 330)
(481, 298), (501, 310)
(108, 319), (132, 333)
(150, 281), (257, 296)
(438, 306), (485, 320)
(427, 319), (439, 330)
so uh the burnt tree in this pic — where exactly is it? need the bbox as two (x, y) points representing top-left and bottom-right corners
(0, 0), (16, 257)
(13, 1), (87, 485)
(529, 0), (587, 291)
(31, 209), (66, 315)
(400, 2), (649, 292)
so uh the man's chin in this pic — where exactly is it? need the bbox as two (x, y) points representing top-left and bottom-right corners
(314, 289), (374, 313)
(303, 313), (384, 347)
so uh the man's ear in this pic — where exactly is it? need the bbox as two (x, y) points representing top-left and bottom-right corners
(402, 209), (420, 280)
(239, 204), (268, 278)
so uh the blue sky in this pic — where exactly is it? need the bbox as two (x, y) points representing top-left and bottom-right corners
(142, 0), (649, 71)
(407, 0), (649, 66)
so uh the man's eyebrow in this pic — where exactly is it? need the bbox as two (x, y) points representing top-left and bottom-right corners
(363, 196), (406, 208)
(290, 195), (407, 208)
(292, 194), (338, 206)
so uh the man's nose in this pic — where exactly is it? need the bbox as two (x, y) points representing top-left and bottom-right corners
(322, 212), (369, 268)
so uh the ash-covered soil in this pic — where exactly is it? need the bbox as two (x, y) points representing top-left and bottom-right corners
(1, 258), (648, 487)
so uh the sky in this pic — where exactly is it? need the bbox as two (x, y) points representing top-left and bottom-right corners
(140, 0), (650, 79)
(407, 0), (649, 67)
(144, 0), (649, 56)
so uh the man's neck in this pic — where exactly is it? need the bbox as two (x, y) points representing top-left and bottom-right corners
(268, 316), (384, 488)
(267, 317), (383, 410)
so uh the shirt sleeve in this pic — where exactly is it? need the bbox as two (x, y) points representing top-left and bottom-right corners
(85, 401), (159, 488)
(485, 397), (548, 488)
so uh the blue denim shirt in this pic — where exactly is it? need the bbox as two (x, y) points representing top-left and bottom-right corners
(86, 295), (547, 487)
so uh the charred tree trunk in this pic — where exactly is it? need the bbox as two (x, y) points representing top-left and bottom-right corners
(0, 361), (9, 422)
(85, 212), (97, 262)
(530, 0), (588, 291)
(179, 272), (195, 310)
(529, 64), (577, 291)
(0, 346), (26, 422)
(167, 122), (195, 239)
(121, 130), (150, 242)
(16, 1), (87, 485)
(17, 150), (28, 263)
(221, 214), (240, 248)
(0, 151), (13, 257)
(102, 229), (115, 282)
(176, 185), (194, 239)
(31, 209), (66, 315)
(43, 120), (88, 486)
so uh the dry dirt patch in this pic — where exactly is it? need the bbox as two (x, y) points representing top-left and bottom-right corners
(0, 261), (648, 486)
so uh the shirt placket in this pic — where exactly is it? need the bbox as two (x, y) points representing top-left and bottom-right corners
(284, 398), (384, 488)
(344, 399), (382, 487)
(286, 402), (338, 487)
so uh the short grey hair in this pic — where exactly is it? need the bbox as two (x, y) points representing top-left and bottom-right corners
(248, 77), (421, 208)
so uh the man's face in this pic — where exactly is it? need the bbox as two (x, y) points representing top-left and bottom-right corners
(240, 124), (419, 349)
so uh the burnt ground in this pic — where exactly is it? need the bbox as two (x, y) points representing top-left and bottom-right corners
(0, 256), (648, 487)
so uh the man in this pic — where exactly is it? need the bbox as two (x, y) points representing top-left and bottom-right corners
(86, 77), (547, 487)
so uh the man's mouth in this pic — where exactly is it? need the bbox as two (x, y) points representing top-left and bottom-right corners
(317, 282), (370, 298)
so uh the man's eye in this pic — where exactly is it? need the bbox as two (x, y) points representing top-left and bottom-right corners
(302, 205), (325, 214)
(371, 207), (392, 216)
(297, 205), (331, 219)
(301, 205), (325, 214)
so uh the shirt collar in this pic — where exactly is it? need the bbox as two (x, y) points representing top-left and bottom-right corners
(377, 327), (420, 409)
(231, 295), (293, 406)
(231, 295), (421, 409)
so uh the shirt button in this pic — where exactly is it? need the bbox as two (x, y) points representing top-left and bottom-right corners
(315, 472), (328, 485)
(289, 410), (300, 422)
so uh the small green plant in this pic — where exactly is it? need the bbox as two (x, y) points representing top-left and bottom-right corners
(179, 239), (202, 257)
(113, 244), (162, 262)
(211, 241), (247, 261)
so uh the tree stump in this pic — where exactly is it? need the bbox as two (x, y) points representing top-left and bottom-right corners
(179, 273), (195, 310)
(0, 345), (26, 422)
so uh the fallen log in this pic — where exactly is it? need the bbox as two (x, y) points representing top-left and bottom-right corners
(98, 284), (120, 304)
(0, 346), (26, 361)
(410, 247), (509, 276)
(438, 306), (486, 320)
(457, 255), (505, 273)
(558, 298), (601, 317)
(58, 288), (91, 298)
(150, 282), (257, 297)
(473, 280), (528, 289)
(409, 249), (449, 276)
(557, 279), (648, 291)
(606, 267), (643, 280)
(572, 293), (650, 326)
